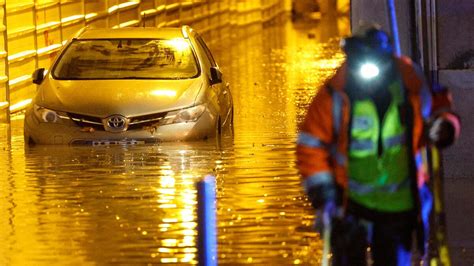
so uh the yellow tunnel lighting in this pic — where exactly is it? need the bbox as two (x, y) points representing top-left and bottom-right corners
(115, 20), (140, 28)
(61, 15), (85, 25)
(9, 75), (31, 88)
(36, 21), (61, 32)
(166, 3), (180, 12)
(37, 44), (62, 56)
(156, 4), (166, 13)
(141, 9), (158, 17)
(108, 1), (140, 14)
(0, 101), (8, 110)
(108, 5), (119, 14)
(107, 5), (119, 14)
(9, 99), (32, 112)
(8, 50), (36, 62)
(85, 13), (98, 20)
(119, 1), (140, 10)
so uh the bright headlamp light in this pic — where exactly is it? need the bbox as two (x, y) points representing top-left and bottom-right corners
(359, 62), (380, 80)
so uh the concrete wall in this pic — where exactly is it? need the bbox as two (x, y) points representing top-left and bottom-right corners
(437, 1), (474, 70)
(436, 5), (474, 260)
(350, 0), (413, 57)
(436, 1), (474, 182)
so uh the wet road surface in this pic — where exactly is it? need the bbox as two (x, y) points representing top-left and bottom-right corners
(0, 17), (348, 265)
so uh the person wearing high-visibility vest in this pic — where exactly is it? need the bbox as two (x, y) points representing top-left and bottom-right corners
(296, 25), (460, 265)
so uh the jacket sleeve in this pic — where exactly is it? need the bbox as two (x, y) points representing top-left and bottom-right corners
(296, 86), (337, 208)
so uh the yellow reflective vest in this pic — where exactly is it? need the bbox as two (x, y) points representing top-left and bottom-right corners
(348, 80), (413, 212)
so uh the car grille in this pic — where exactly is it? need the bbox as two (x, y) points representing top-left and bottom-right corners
(68, 113), (103, 130)
(128, 112), (168, 130)
(67, 112), (168, 131)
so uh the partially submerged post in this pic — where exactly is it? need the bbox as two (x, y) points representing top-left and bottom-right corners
(197, 175), (217, 266)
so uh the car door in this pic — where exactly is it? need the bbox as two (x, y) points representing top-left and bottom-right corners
(195, 35), (232, 126)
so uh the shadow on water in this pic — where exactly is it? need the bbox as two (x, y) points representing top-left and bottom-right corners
(0, 16), (347, 265)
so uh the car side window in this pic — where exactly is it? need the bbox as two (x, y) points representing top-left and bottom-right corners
(195, 35), (217, 67)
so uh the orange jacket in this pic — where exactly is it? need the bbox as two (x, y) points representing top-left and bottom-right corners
(296, 56), (461, 253)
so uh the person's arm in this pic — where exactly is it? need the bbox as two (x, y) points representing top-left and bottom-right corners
(296, 86), (338, 209)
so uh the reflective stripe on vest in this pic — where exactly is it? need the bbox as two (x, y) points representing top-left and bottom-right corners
(297, 132), (347, 167)
(348, 80), (413, 212)
(297, 132), (327, 148)
(384, 134), (405, 148)
(350, 134), (405, 152)
(349, 178), (410, 194)
(298, 88), (347, 193)
(350, 139), (374, 151)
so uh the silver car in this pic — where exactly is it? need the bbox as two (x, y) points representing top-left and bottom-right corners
(24, 26), (233, 145)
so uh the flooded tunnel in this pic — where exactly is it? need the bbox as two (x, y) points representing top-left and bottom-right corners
(0, 1), (352, 264)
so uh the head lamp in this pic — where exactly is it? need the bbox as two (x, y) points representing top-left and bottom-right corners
(359, 62), (380, 80)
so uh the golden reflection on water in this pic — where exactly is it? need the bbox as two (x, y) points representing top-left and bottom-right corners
(0, 17), (347, 265)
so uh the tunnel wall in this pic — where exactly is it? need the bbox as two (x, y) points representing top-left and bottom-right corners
(436, 1), (474, 182)
(0, 0), (287, 122)
(350, 0), (413, 57)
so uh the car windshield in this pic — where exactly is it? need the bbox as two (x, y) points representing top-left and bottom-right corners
(52, 38), (199, 79)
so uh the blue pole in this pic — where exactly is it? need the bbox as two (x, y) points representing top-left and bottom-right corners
(197, 175), (217, 266)
(387, 0), (401, 56)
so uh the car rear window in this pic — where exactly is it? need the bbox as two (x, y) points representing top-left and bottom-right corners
(52, 38), (199, 79)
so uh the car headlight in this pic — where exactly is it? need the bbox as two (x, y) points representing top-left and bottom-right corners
(161, 105), (206, 125)
(34, 104), (59, 123)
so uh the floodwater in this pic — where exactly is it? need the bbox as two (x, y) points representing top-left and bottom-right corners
(0, 16), (348, 265)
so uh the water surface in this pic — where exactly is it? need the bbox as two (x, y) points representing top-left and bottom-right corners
(0, 17), (347, 265)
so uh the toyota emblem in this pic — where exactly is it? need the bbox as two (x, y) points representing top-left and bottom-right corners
(103, 115), (128, 132)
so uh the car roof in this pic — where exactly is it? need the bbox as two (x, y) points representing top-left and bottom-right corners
(75, 27), (189, 40)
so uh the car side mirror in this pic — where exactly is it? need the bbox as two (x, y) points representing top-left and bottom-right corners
(32, 68), (46, 85)
(210, 67), (222, 85)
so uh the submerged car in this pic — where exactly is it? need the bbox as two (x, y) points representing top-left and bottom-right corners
(24, 26), (233, 145)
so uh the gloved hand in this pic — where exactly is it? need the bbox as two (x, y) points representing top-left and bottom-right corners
(307, 183), (337, 209)
(428, 118), (455, 148)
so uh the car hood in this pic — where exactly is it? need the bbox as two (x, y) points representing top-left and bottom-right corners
(37, 78), (203, 117)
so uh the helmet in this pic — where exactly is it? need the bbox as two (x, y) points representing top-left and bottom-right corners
(341, 25), (393, 57)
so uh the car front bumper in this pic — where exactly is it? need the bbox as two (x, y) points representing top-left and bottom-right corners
(24, 109), (217, 145)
